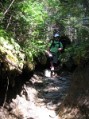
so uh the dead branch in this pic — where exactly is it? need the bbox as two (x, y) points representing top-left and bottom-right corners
(4, 0), (15, 16)
(0, 54), (22, 73)
(2, 77), (9, 108)
(6, 15), (12, 30)
(4, 58), (22, 73)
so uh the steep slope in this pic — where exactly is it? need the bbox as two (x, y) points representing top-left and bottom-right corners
(58, 63), (89, 119)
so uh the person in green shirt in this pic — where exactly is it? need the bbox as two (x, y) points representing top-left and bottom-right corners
(45, 33), (63, 74)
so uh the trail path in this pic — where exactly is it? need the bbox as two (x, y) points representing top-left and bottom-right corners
(0, 71), (71, 119)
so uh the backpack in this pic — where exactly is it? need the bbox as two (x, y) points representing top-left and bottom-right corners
(60, 35), (71, 52)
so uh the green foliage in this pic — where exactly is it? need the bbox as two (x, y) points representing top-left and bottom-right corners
(0, 0), (89, 66)
(23, 39), (47, 62)
(0, 0), (49, 64)
(10, 0), (48, 41)
(60, 39), (89, 65)
(0, 29), (25, 70)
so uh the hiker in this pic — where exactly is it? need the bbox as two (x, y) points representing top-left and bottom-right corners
(45, 33), (63, 74)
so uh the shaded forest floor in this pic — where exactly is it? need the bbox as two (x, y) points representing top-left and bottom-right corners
(0, 69), (71, 119)
(1, 62), (89, 119)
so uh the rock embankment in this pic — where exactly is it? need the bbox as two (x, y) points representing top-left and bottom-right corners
(58, 64), (89, 119)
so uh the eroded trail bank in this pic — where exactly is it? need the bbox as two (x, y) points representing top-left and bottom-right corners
(0, 71), (71, 119)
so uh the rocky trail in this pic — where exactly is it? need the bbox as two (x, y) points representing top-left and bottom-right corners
(0, 70), (71, 119)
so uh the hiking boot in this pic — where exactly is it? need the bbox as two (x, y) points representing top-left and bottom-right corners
(51, 72), (58, 78)
(51, 67), (54, 71)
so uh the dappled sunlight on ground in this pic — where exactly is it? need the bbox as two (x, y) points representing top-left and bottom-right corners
(0, 71), (71, 119)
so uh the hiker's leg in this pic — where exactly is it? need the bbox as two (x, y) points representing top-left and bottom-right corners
(45, 50), (54, 70)
(50, 61), (54, 71)
(45, 50), (52, 57)
(48, 55), (54, 71)
(53, 53), (58, 66)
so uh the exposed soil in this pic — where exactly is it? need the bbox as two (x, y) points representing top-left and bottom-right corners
(0, 70), (71, 119)
(58, 64), (89, 119)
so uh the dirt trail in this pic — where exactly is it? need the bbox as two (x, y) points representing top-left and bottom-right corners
(0, 71), (71, 119)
